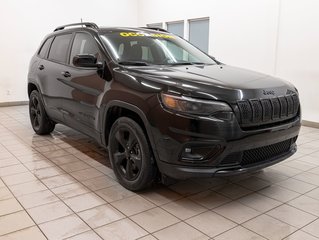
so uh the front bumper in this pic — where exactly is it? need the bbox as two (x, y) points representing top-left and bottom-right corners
(148, 105), (301, 179)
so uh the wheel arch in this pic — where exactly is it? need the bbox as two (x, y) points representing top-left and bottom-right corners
(102, 100), (160, 164)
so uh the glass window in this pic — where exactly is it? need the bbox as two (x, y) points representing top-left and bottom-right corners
(70, 33), (101, 65)
(38, 37), (53, 59)
(48, 34), (72, 63)
(189, 18), (209, 53)
(167, 21), (184, 38)
(146, 23), (163, 29)
(100, 31), (216, 65)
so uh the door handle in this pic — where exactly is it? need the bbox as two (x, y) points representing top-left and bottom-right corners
(61, 71), (71, 78)
(38, 65), (45, 70)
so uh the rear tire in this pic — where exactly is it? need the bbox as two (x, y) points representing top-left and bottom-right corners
(108, 117), (156, 191)
(29, 90), (55, 135)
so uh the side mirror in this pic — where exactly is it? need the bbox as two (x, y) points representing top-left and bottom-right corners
(73, 54), (103, 68)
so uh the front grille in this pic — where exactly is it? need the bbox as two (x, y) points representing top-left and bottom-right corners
(235, 94), (299, 128)
(219, 137), (296, 167)
(241, 138), (294, 166)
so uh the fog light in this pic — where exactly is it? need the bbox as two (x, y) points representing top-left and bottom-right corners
(181, 145), (224, 162)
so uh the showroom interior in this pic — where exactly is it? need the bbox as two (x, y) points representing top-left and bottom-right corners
(0, 0), (319, 239)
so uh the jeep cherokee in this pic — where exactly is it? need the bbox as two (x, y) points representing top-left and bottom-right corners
(28, 22), (301, 191)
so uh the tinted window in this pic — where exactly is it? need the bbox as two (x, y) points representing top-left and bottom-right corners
(100, 33), (216, 65)
(38, 37), (53, 58)
(70, 33), (101, 66)
(48, 34), (72, 63)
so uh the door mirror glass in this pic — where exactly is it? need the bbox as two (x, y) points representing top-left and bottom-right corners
(73, 54), (102, 68)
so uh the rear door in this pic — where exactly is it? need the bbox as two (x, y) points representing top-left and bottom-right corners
(61, 32), (109, 138)
(39, 33), (73, 121)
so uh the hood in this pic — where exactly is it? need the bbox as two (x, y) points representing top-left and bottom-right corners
(116, 64), (297, 102)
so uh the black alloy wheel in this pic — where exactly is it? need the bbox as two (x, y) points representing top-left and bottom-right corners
(29, 90), (55, 135)
(109, 117), (156, 191)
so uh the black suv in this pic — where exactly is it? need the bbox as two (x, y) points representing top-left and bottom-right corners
(28, 22), (301, 190)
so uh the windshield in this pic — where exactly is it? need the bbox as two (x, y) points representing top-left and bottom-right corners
(100, 31), (216, 66)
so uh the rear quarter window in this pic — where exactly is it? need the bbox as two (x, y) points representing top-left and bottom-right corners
(38, 37), (53, 59)
(48, 34), (73, 63)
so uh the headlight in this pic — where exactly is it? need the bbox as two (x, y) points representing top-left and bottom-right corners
(160, 93), (232, 116)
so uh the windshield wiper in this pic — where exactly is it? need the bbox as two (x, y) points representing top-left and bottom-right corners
(169, 62), (205, 65)
(118, 61), (150, 66)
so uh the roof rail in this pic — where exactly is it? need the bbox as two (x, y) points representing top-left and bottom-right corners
(54, 22), (99, 32)
(141, 27), (169, 33)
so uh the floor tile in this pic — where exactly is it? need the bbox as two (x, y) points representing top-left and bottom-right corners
(66, 230), (102, 240)
(0, 164), (28, 177)
(111, 195), (155, 216)
(139, 187), (182, 206)
(78, 204), (125, 228)
(39, 214), (90, 240)
(137, 235), (157, 240)
(70, 168), (104, 181)
(169, 180), (209, 196)
(0, 198), (23, 216)
(1, 172), (37, 186)
(302, 219), (319, 238)
(153, 222), (208, 240)
(16, 190), (59, 209)
(258, 185), (300, 202)
(82, 175), (117, 191)
(284, 230), (319, 240)
(212, 184), (252, 200)
(277, 178), (317, 194)
(161, 198), (207, 220)
(288, 195), (319, 216)
(306, 187), (319, 200)
(31, 166), (65, 179)
(243, 214), (297, 240)
(0, 157), (20, 168)
(0, 226), (47, 240)
(9, 180), (47, 197)
(24, 160), (55, 171)
(0, 187), (13, 201)
(50, 155), (80, 165)
(95, 218), (147, 240)
(131, 207), (179, 232)
(186, 211), (236, 237)
(238, 193), (281, 212)
(0, 211), (35, 235)
(293, 172), (319, 186)
(27, 201), (73, 224)
(42, 173), (77, 189)
(95, 184), (135, 202)
(267, 204), (317, 228)
(60, 161), (91, 173)
(64, 192), (105, 212)
(188, 190), (231, 209)
(214, 201), (260, 224)
(214, 226), (267, 240)
(51, 183), (90, 200)
(237, 176), (271, 191)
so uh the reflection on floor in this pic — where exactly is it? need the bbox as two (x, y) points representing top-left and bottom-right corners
(0, 105), (319, 240)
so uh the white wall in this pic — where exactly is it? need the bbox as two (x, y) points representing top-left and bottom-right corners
(0, 0), (138, 103)
(275, 0), (319, 122)
(138, 0), (319, 123)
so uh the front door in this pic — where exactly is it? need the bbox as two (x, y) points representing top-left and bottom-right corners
(61, 32), (109, 138)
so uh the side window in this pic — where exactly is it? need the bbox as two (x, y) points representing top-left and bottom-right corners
(70, 33), (101, 66)
(38, 37), (53, 59)
(48, 34), (72, 63)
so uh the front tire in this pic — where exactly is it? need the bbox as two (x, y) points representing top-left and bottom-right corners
(29, 90), (55, 135)
(108, 117), (156, 191)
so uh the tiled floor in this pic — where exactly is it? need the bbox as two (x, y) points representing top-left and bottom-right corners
(0, 105), (319, 240)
